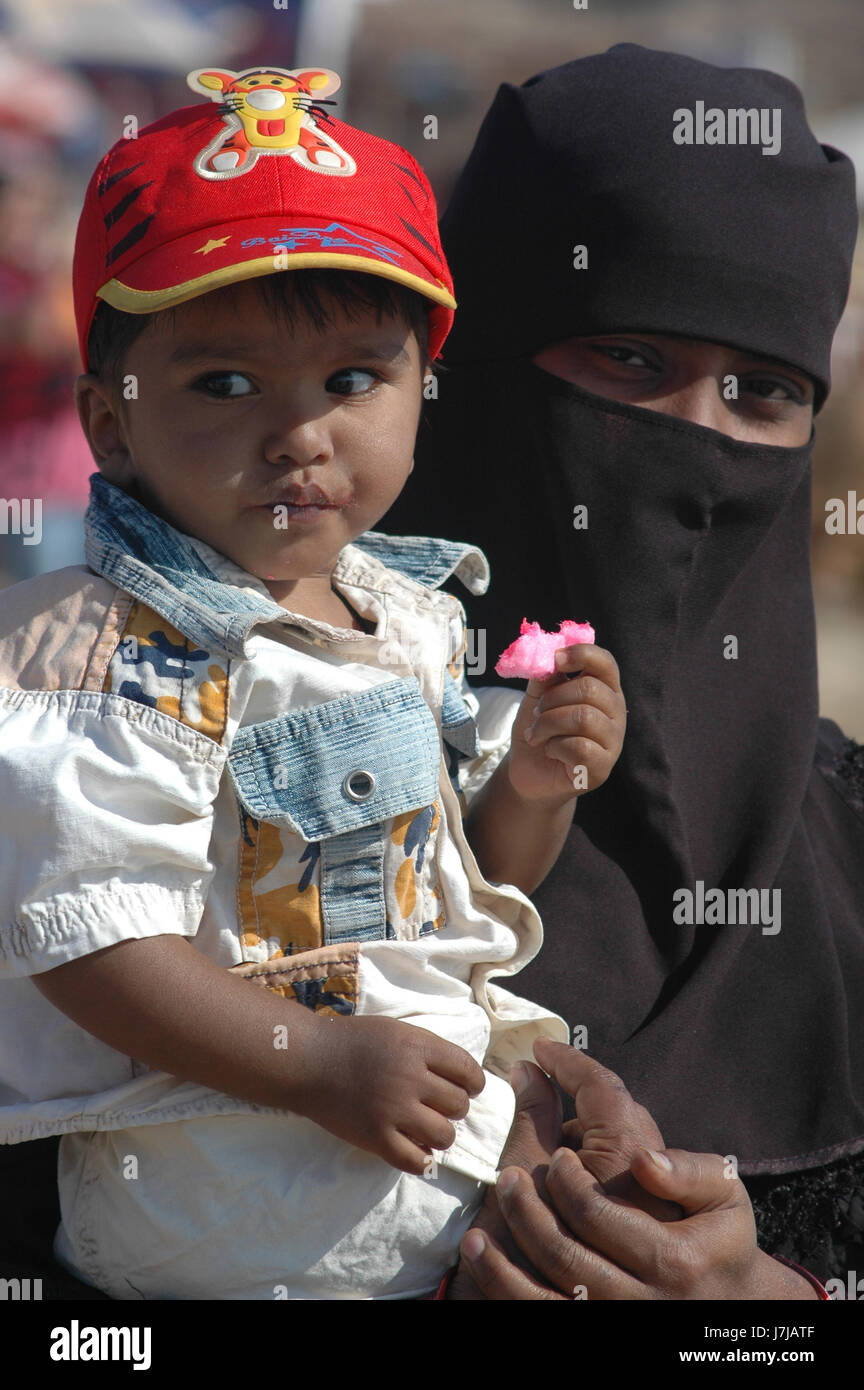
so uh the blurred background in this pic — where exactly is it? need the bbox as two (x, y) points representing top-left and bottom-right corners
(0, 0), (861, 734)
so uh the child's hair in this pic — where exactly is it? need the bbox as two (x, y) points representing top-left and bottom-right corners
(87, 269), (431, 382)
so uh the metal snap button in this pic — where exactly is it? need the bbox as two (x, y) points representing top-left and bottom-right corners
(342, 768), (376, 801)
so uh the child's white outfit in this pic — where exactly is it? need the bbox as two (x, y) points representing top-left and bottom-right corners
(0, 474), (566, 1300)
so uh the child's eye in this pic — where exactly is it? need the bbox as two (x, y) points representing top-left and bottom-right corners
(326, 368), (379, 396)
(192, 372), (256, 399)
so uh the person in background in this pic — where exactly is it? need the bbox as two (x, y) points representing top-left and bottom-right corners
(384, 43), (864, 1296)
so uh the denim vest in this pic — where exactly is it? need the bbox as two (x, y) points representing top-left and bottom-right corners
(83, 473), (491, 957)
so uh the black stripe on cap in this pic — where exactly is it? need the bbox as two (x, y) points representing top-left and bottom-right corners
(391, 161), (425, 192)
(395, 180), (418, 210)
(398, 215), (438, 260)
(98, 161), (145, 196)
(104, 181), (154, 230)
(106, 214), (156, 267)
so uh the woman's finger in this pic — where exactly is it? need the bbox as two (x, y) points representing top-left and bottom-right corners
(458, 1226), (569, 1301)
(494, 1163), (646, 1299)
(629, 1146), (753, 1219)
(539, 1147), (755, 1298)
(498, 1060), (563, 1175)
(534, 1039), (667, 1162)
(541, 1147), (688, 1274)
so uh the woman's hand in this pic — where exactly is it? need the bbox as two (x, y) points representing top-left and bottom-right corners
(451, 1041), (818, 1300)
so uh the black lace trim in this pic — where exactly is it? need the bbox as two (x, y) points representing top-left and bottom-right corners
(744, 1149), (864, 1284)
(819, 734), (864, 823)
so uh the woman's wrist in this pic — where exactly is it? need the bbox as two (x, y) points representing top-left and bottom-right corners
(440, 1254), (828, 1302)
(770, 1254), (830, 1300)
(745, 1248), (823, 1299)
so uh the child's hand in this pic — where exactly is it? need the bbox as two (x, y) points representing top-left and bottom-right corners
(295, 1015), (486, 1175)
(507, 644), (626, 805)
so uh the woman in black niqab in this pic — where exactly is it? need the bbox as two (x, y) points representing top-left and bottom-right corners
(382, 43), (864, 1280)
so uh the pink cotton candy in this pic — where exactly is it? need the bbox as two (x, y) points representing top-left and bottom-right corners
(495, 618), (595, 680)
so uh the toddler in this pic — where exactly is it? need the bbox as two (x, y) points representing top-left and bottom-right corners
(0, 65), (626, 1299)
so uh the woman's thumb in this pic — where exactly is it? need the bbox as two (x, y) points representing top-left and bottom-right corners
(499, 1061), (562, 1175)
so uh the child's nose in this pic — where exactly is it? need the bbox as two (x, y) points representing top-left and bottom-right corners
(262, 415), (334, 468)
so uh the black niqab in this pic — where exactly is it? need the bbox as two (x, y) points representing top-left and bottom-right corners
(383, 46), (864, 1174)
(438, 42), (856, 409)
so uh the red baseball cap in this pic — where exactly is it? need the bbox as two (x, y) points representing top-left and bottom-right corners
(73, 64), (456, 370)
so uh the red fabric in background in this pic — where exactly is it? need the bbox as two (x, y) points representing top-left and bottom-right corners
(0, 350), (91, 504)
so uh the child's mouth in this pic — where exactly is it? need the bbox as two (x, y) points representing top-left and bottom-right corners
(274, 503), (333, 522)
(258, 485), (351, 524)
(260, 502), (336, 523)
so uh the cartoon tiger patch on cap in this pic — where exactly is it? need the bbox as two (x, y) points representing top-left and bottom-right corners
(187, 66), (356, 180)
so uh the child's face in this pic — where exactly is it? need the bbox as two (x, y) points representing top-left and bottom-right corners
(78, 278), (426, 601)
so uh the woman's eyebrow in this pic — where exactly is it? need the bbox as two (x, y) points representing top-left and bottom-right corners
(737, 360), (814, 393)
(733, 352), (808, 376)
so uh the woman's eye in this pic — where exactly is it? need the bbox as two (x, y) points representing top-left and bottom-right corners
(193, 372), (256, 399)
(594, 344), (655, 369)
(326, 368), (378, 395)
(741, 376), (802, 402)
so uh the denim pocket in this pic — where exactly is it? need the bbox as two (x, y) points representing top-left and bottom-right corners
(226, 677), (442, 841)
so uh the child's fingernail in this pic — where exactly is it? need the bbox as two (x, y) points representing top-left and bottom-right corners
(462, 1230), (486, 1261)
(497, 1169), (518, 1196)
(555, 649), (567, 668)
(524, 722), (535, 743)
(642, 1147), (673, 1172)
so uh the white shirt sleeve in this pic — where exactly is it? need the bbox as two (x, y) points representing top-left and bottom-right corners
(0, 689), (227, 977)
(458, 680), (523, 807)
(443, 602), (525, 809)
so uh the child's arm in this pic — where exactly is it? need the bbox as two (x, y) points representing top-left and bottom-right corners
(32, 934), (484, 1176)
(464, 644), (626, 895)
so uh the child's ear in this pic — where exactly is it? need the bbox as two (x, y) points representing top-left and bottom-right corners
(74, 373), (135, 486)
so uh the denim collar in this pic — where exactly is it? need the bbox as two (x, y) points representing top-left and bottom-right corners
(83, 473), (489, 661)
